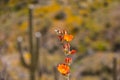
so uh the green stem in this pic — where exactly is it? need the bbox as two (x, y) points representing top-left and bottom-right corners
(65, 74), (70, 80)
(66, 76), (70, 80)
(67, 77), (69, 80)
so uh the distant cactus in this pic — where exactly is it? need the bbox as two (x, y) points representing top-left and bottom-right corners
(17, 5), (41, 80)
(113, 57), (117, 80)
(0, 67), (10, 80)
(0, 59), (11, 80)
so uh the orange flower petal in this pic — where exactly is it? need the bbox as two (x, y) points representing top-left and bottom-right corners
(57, 63), (70, 75)
(70, 50), (76, 54)
(64, 34), (73, 42)
(58, 35), (63, 41)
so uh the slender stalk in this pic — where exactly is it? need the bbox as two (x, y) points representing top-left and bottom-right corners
(66, 76), (70, 80)
(53, 66), (58, 80)
(65, 74), (70, 80)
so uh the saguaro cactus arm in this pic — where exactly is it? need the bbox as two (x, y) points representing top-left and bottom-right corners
(17, 37), (30, 68)
(28, 5), (34, 61)
(34, 32), (41, 68)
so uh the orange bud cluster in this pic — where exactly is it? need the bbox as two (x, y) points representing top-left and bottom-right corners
(65, 57), (72, 65)
(55, 29), (76, 76)
(63, 43), (70, 54)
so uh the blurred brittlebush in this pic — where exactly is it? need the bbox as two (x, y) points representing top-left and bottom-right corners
(19, 22), (28, 31)
(23, 52), (31, 64)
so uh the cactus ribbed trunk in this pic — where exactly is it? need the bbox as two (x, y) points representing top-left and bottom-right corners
(35, 33), (40, 68)
(29, 6), (36, 80)
(113, 57), (117, 80)
(18, 5), (41, 80)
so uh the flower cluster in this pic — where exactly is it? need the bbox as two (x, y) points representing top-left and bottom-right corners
(55, 29), (76, 79)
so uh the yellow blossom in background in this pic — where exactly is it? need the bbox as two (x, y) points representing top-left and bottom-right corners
(79, 9), (89, 16)
(66, 16), (83, 25)
(23, 52), (31, 59)
(34, 2), (61, 17)
(64, 7), (73, 17)
(8, 0), (19, 7)
(48, 2), (61, 13)
(19, 22), (28, 31)
(23, 52), (31, 64)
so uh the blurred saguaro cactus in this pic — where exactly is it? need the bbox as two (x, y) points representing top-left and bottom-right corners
(0, 58), (11, 80)
(0, 67), (9, 80)
(113, 57), (117, 80)
(17, 4), (41, 80)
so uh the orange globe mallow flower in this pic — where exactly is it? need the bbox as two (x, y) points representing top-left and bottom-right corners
(64, 34), (73, 42)
(57, 63), (70, 75)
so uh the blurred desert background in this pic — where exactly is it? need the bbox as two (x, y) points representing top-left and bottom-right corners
(0, 0), (120, 80)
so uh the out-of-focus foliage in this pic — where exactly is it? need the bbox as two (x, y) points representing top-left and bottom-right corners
(0, 0), (120, 53)
(0, 0), (120, 80)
